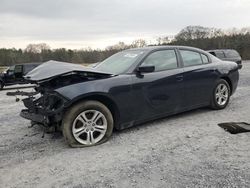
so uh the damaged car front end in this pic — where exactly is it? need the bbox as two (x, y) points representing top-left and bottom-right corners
(20, 88), (67, 128)
(7, 60), (114, 132)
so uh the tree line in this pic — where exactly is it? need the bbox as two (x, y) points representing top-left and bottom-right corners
(0, 26), (250, 66)
(169, 26), (250, 59)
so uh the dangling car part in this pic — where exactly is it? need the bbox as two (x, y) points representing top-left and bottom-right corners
(218, 122), (250, 134)
(8, 46), (239, 147)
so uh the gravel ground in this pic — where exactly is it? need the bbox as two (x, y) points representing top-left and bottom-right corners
(1, 61), (250, 188)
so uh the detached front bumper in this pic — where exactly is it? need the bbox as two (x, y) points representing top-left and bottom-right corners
(20, 109), (46, 124)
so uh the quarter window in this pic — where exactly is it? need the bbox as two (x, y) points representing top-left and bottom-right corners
(180, 50), (203, 67)
(141, 50), (178, 72)
(201, 54), (209, 64)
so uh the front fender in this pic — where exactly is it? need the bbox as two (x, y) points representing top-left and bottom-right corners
(58, 90), (121, 129)
(63, 91), (115, 107)
(55, 80), (111, 100)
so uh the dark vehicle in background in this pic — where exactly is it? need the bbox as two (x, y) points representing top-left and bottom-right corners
(0, 63), (41, 90)
(11, 47), (239, 147)
(207, 49), (242, 69)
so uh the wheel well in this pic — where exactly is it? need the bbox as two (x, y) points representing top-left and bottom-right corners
(67, 95), (120, 128)
(221, 77), (232, 95)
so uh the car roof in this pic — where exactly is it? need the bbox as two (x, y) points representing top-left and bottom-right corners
(126, 45), (202, 51)
(124, 45), (208, 54)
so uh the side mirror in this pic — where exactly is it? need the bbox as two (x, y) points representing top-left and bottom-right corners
(137, 65), (155, 73)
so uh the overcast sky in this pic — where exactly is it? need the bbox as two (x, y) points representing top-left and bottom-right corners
(0, 0), (249, 49)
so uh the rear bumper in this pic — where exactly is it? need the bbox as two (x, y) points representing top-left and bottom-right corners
(230, 69), (239, 95)
(236, 61), (242, 69)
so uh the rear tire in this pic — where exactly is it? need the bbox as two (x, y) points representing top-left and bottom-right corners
(210, 79), (230, 110)
(62, 100), (114, 147)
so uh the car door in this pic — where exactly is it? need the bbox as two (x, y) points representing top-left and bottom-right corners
(14, 65), (24, 82)
(178, 49), (217, 108)
(130, 49), (184, 121)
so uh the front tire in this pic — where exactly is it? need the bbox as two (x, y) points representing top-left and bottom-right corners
(210, 79), (230, 110)
(62, 100), (114, 147)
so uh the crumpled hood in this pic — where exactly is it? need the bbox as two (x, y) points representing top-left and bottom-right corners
(25, 60), (113, 82)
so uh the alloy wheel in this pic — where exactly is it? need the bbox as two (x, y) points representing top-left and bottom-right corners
(72, 110), (107, 145)
(215, 83), (229, 106)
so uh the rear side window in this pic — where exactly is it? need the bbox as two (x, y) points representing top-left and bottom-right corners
(215, 51), (225, 58)
(141, 50), (178, 71)
(224, 50), (240, 58)
(180, 50), (203, 67)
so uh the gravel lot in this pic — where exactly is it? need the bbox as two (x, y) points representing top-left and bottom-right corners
(1, 61), (250, 188)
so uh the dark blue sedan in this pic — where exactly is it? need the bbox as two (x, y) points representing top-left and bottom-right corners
(17, 46), (239, 147)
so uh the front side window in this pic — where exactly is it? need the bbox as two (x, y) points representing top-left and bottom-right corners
(140, 50), (178, 72)
(7, 66), (15, 75)
(180, 50), (203, 67)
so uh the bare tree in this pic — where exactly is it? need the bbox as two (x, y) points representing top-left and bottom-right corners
(25, 43), (50, 53)
(131, 39), (147, 48)
(106, 42), (128, 51)
(156, 37), (170, 45)
(175, 26), (215, 40)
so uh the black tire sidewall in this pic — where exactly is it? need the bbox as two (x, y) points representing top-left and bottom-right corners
(211, 79), (231, 110)
(62, 100), (114, 147)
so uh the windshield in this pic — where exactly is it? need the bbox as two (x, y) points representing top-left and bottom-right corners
(95, 50), (145, 74)
(6, 66), (15, 75)
(8, 66), (15, 71)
